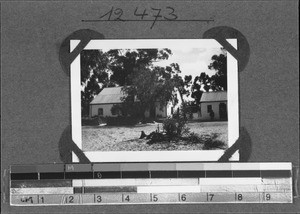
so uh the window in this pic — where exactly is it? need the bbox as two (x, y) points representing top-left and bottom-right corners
(207, 105), (212, 113)
(98, 108), (103, 116)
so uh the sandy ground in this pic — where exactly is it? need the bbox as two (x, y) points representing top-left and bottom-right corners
(82, 121), (228, 151)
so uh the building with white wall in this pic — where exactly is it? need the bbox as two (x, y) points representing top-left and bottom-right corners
(89, 87), (168, 119)
(199, 91), (227, 121)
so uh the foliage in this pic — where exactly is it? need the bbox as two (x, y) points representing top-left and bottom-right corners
(191, 71), (211, 108)
(203, 139), (226, 150)
(81, 117), (99, 126)
(105, 116), (140, 126)
(184, 132), (226, 149)
(81, 49), (174, 116)
(146, 132), (166, 145)
(167, 65), (192, 101)
(162, 114), (189, 138)
(185, 132), (202, 144)
(110, 104), (122, 116)
(81, 48), (227, 118)
(162, 117), (177, 137)
(202, 133), (226, 150)
(208, 50), (227, 91)
(111, 102), (143, 120)
(166, 63), (193, 119)
(191, 48), (227, 106)
(180, 102), (195, 120)
(81, 50), (112, 116)
(107, 49), (172, 86)
(121, 64), (182, 121)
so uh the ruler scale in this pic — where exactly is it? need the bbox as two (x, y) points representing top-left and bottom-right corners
(9, 162), (293, 205)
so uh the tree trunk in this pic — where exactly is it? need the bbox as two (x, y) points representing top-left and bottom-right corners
(140, 105), (147, 123)
(177, 89), (187, 119)
(149, 103), (156, 120)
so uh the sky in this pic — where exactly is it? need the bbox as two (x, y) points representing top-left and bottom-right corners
(152, 47), (224, 101)
(88, 39), (224, 81)
(153, 47), (223, 80)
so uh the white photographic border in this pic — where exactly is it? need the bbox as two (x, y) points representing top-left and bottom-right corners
(71, 39), (239, 162)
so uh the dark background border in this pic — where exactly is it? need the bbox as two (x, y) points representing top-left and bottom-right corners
(1, 0), (299, 213)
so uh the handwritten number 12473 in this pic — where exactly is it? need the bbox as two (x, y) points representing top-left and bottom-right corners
(99, 7), (178, 29)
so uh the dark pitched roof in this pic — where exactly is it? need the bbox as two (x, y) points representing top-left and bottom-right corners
(200, 91), (227, 102)
(90, 87), (126, 104)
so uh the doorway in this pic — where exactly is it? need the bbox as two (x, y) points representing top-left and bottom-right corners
(219, 103), (227, 120)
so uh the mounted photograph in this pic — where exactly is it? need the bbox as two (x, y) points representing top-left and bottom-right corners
(71, 39), (239, 162)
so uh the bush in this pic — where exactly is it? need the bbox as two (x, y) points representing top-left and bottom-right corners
(111, 102), (142, 119)
(186, 132), (202, 144)
(183, 132), (226, 149)
(106, 116), (140, 126)
(81, 117), (99, 126)
(203, 139), (226, 150)
(163, 117), (177, 136)
(182, 106), (193, 120)
(202, 133), (226, 150)
(163, 116), (189, 138)
(110, 105), (123, 116)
